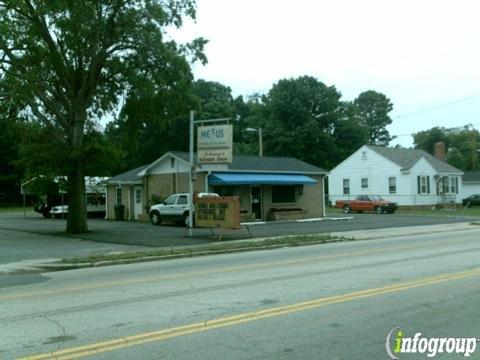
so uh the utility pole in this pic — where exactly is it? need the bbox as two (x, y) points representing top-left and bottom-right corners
(188, 110), (194, 237)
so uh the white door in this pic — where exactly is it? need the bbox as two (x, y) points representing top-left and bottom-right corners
(134, 186), (143, 220)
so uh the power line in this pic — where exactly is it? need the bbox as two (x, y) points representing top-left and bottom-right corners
(393, 93), (480, 119)
(391, 122), (480, 139)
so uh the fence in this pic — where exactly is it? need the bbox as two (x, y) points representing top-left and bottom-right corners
(326, 194), (460, 208)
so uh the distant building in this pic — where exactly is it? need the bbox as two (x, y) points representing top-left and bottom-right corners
(328, 143), (463, 206)
(461, 171), (480, 200)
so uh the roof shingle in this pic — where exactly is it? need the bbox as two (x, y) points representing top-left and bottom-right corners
(366, 145), (462, 173)
(169, 151), (325, 173)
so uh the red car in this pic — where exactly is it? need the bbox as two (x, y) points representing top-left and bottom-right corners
(335, 195), (398, 214)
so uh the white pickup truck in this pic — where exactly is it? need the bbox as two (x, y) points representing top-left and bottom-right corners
(149, 192), (218, 225)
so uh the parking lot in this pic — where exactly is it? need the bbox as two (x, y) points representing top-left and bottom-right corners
(1, 210), (478, 270)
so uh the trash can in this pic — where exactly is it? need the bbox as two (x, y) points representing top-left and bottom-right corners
(114, 204), (125, 221)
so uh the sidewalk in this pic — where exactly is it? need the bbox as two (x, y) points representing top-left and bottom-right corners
(330, 221), (478, 240)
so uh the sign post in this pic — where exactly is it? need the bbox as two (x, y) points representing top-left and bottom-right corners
(187, 112), (231, 236)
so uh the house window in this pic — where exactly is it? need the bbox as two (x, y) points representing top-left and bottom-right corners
(116, 187), (122, 205)
(272, 186), (296, 203)
(388, 177), (396, 194)
(170, 158), (175, 168)
(417, 176), (430, 194)
(442, 176), (459, 194)
(343, 179), (350, 195)
(362, 151), (367, 160)
(451, 177), (458, 194)
(135, 188), (142, 204)
(361, 177), (368, 189)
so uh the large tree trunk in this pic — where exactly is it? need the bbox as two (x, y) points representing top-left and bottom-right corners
(67, 160), (87, 233)
(66, 104), (88, 234)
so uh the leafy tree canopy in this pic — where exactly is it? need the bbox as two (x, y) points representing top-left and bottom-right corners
(413, 126), (480, 170)
(354, 90), (394, 145)
(260, 76), (344, 169)
(0, 0), (206, 232)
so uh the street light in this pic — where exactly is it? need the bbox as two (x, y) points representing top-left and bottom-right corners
(246, 127), (263, 157)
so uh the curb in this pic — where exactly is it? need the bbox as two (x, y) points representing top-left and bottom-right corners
(241, 216), (354, 226)
(37, 236), (354, 271)
(35, 222), (478, 273)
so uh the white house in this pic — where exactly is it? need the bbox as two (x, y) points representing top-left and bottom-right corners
(328, 144), (463, 206)
(461, 171), (480, 200)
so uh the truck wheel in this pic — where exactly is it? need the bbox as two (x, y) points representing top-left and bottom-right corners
(343, 205), (351, 214)
(150, 210), (161, 225)
(375, 206), (383, 214)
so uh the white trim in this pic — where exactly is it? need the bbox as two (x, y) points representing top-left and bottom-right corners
(107, 180), (142, 185)
(199, 169), (326, 175)
(137, 152), (194, 177)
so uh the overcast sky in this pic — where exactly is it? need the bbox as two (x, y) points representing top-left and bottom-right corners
(169, 0), (480, 147)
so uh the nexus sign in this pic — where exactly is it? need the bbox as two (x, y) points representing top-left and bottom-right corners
(197, 124), (233, 164)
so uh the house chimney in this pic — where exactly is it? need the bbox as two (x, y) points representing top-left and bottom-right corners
(434, 141), (446, 161)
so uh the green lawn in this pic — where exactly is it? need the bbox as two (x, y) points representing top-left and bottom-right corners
(0, 207), (33, 213)
(326, 206), (480, 218)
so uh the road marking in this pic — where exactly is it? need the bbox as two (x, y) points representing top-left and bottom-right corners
(20, 267), (480, 360)
(3, 232), (480, 301)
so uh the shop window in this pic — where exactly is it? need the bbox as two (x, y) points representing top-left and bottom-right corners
(272, 186), (295, 203)
(116, 188), (122, 205)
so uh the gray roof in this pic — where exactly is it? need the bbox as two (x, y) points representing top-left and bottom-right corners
(366, 145), (462, 173)
(170, 151), (326, 173)
(108, 164), (149, 184)
(463, 171), (480, 182)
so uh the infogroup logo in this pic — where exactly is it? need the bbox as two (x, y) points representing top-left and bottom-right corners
(385, 327), (479, 359)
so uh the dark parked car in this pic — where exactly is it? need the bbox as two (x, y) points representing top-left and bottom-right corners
(462, 194), (480, 207)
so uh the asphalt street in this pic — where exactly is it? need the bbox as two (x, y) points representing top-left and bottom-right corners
(2, 226), (480, 359)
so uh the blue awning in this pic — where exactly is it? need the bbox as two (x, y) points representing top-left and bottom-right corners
(208, 172), (317, 185)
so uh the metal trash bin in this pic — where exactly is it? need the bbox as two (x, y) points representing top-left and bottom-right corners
(114, 204), (124, 220)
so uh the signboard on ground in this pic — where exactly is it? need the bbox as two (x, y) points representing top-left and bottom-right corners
(197, 124), (233, 163)
(195, 196), (240, 229)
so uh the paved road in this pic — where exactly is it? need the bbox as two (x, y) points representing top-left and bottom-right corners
(2, 226), (480, 359)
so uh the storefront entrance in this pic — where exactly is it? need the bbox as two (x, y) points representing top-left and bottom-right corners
(251, 186), (262, 220)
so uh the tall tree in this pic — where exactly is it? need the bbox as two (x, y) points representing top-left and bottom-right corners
(262, 76), (342, 169)
(412, 127), (449, 154)
(414, 126), (480, 170)
(333, 102), (369, 162)
(354, 90), (394, 145)
(0, 0), (206, 233)
(0, 101), (25, 205)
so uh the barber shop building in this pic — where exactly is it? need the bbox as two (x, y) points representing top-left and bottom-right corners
(106, 151), (327, 222)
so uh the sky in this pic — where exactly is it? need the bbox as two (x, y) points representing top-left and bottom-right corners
(168, 0), (480, 147)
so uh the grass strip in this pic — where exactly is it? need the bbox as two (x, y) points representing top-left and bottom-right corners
(61, 234), (353, 265)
